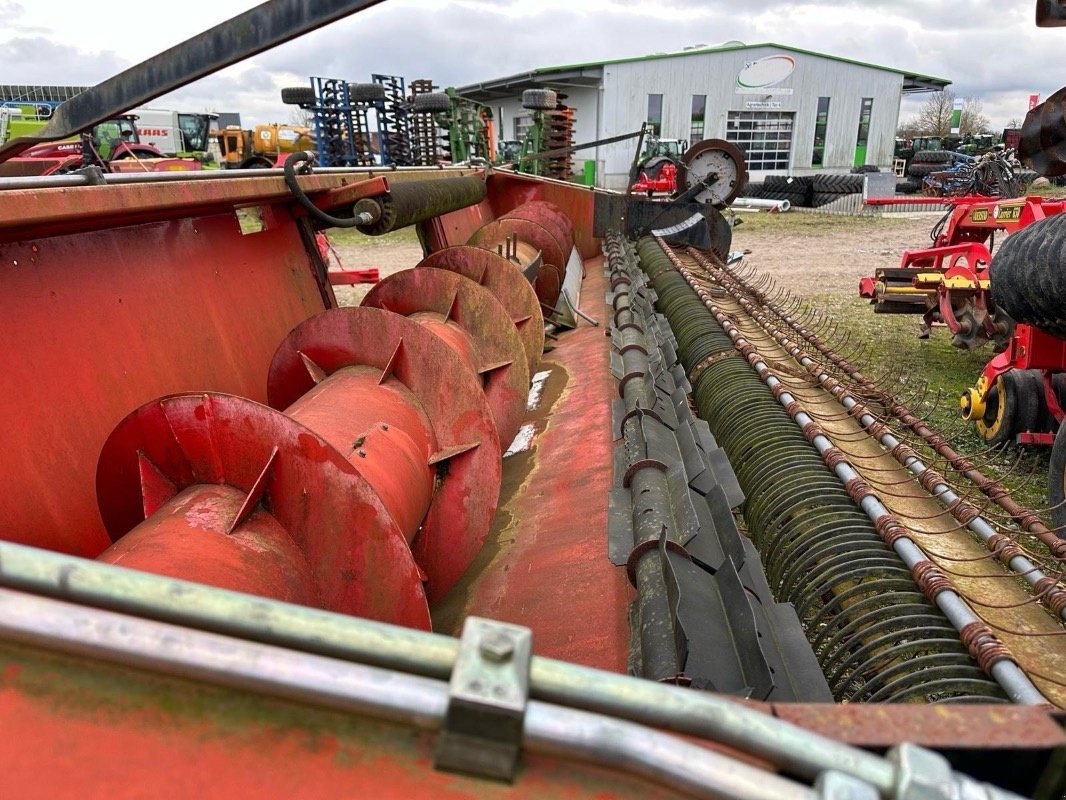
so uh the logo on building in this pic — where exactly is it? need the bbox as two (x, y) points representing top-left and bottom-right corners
(736, 55), (795, 96)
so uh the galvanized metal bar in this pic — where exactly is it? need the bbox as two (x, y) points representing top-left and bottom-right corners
(0, 540), (895, 790)
(0, 0), (388, 161)
(0, 586), (821, 800)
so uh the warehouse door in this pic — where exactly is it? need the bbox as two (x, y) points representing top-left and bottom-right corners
(726, 111), (793, 171)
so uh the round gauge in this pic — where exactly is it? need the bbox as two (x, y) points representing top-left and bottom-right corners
(679, 139), (748, 207)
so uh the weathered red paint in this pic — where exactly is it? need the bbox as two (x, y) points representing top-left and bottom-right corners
(469, 217), (566, 291)
(96, 392), (431, 628)
(503, 201), (576, 265)
(268, 307), (503, 603)
(435, 257), (632, 672)
(415, 245), (545, 375)
(0, 642), (685, 800)
(485, 173), (601, 260)
(362, 269), (531, 445)
(0, 210), (330, 558)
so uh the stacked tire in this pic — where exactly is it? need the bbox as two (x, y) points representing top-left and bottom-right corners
(811, 173), (864, 206)
(761, 175), (812, 207)
(906, 150), (953, 187)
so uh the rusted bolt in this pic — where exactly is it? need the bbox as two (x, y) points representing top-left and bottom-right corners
(357, 449), (367, 458)
(479, 632), (514, 663)
(381, 423), (389, 430)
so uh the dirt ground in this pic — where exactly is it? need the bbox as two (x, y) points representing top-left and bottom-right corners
(729, 210), (944, 297)
(326, 209), (944, 307)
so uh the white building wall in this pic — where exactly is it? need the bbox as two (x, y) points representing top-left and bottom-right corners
(597, 47), (904, 189)
(475, 46), (914, 190)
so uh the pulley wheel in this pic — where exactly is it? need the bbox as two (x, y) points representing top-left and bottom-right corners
(678, 139), (748, 207)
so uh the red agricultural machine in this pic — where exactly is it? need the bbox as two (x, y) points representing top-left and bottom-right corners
(859, 195), (1065, 350)
(3, 2), (1066, 799)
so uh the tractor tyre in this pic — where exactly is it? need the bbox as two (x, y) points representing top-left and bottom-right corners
(281, 86), (316, 106)
(812, 173), (863, 193)
(413, 92), (451, 113)
(764, 175), (792, 189)
(1048, 420), (1066, 536)
(911, 149), (954, 164)
(907, 162), (950, 179)
(521, 89), (558, 111)
(975, 371), (1021, 446)
(812, 192), (843, 206)
(240, 156), (274, 169)
(1019, 370), (1047, 433)
(990, 213), (1066, 337)
(349, 82), (386, 103)
(851, 164), (880, 173)
(895, 179), (921, 194)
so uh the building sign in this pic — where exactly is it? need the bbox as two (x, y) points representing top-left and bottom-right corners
(736, 55), (795, 95)
(744, 100), (782, 110)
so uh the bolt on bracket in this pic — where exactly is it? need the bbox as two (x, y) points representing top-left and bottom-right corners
(434, 616), (533, 782)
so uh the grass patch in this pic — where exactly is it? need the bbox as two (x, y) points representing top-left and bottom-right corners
(733, 210), (920, 234)
(811, 291), (1051, 512)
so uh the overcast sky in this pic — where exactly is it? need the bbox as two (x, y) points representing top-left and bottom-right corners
(3, 0), (1063, 134)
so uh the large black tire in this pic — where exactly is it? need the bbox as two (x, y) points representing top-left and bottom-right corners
(349, 82), (386, 103)
(281, 86), (316, 106)
(912, 149), (954, 164)
(812, 173), (864, 193)
(413, 92), (451, 113)
(1048, 419), (1066, 535)
(812, 192), (848, 206)
(851, 164), (880, 173)
(895, 179), (921, 194)
(521, 88), (557, 111)
(990, 213), (1066, 337)
(907, 162), (950, 179)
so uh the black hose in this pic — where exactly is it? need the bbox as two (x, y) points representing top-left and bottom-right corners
(283, 151), (367, 228)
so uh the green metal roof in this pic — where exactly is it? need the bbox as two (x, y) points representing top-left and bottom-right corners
(535, 41), (950, 87)
(456, 41), (949, 100)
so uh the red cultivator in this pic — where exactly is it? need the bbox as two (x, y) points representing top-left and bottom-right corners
(859, 196), (1065, 349)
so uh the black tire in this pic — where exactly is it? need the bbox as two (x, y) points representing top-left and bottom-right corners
(851, 164), (880, 173)
(990, 213), (1066, 336)
(413, 92), (451, 113)
(895, 179), (921, 194)
(281, 86), (316, 106)
(1018, 370), (1046, 433)
(907, 162), (950, 179)
(811, 192), (844, 206)
(1049, 419), (1066, 536)
(812, 173), (864, 193)
(521, 88), (558, 111)
(349, 82), (386, 103)
(742, 181), (764, 197)
(912, 149), (954, 164)
(240, 156), (274, 169)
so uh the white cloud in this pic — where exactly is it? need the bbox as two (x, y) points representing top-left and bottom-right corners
(0, 0), (1062, 131)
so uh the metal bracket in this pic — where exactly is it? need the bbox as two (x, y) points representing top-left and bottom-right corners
(435, 616), (533, 782)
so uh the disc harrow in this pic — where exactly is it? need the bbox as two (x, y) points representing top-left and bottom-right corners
(635, 236), (1066, 707)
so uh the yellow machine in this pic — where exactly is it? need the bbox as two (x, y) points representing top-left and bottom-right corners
(214, 123), (315, 168)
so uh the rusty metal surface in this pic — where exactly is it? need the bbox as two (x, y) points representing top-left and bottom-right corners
(0, 640), (684, 800)
(362, 269), (530, 445)
(1020, 85), (1066, 176)
(416, 245), (544, 375)
(772, 702), (1066, 748)
(470, 217), (566, 282)
(0, 212), (329, 558)
(434, 256), (633, 673)
(268, 307), (502, 603)
(96, 391), (430, 628)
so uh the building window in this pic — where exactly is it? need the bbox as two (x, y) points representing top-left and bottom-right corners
(726, 111), (793, 171)
(856, 97), (873, 148)
(811, 97), (830, 167)
(647, 94), (663, 136)
(514, 114), (532, 141)
(690, 94), (706, 140)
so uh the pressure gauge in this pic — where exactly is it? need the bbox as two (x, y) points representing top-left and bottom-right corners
(678, 139), (748, 207)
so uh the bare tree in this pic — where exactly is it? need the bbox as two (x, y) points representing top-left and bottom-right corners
(909, 90), (954, 135)
(959, 98), (990, 135)
(906, 90), (991, 137)
(290, 106), (314, 128)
